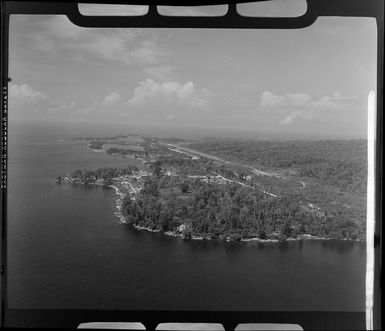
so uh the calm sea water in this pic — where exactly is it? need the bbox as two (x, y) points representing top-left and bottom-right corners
(6, 121), (366, 311)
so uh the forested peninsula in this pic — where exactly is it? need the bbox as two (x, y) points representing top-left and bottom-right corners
(58, 135), (367, 242)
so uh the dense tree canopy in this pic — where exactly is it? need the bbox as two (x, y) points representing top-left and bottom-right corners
(189, 139), (367, 195)
(121, 176), (365, 241)
(63, 137), (367, 242)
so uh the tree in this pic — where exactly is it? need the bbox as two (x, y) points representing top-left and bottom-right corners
(159, 204), (173, 232)
(259, 228), (267, 239)
(122, 196), (141, 225)
(142, 178), (159, 197)
(299, 223), (306, 234)
(152, 160), (163, 178)
(180, 182), (189, 193)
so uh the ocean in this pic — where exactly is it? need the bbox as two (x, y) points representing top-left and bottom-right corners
(6, 120), (366, 311)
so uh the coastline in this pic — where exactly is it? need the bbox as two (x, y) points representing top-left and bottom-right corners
(87, 145), (142, 161)
(58, 133), (367, 246)
(109, 184), (127, 224)
(88, 147), (105, 153)
(109, 184), (363, 243)
(58, 179), (363, 243)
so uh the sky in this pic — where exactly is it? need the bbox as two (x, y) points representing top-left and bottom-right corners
(8, 3), (377, 139)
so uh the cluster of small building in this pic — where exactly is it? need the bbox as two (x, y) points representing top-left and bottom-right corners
(112, 170), (153, 194)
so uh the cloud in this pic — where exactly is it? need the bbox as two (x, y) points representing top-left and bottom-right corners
(9, 84), (46, 108)
(76, 80), (212, 121)
(308, 92), (359, 109)
(127, 79), (212, 111)
(280, 115), (293, 125)
(31, 16), (166, 66)
(78, 80), (212, 122)
(8, 79), (212, 124)
(8, 83), (80, 120)
(102, 92), (122, 106)
(279, 110), (312, 125)
(260, 90), (360, 125)
(260, 90), (312, 108)
(47, 101), (77, 113)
